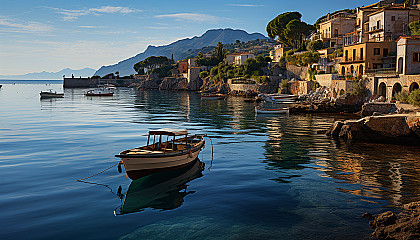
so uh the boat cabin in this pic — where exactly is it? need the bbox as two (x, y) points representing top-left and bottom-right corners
(145, 129), (198, 153)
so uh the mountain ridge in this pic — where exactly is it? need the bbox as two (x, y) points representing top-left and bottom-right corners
(0, 68), (96, 80)
(94, 28), (267, 77)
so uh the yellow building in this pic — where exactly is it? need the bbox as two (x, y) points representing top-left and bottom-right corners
(340, 41), (395, 76)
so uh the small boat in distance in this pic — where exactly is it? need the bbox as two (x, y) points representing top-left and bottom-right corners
(40, 89), (64, 99)
(201, 93), (227, 100)
(259, 93), (297, 103)
(115, 129), (205, 180)
(255, 106), (289, 114)
(85, 85), (114, 96)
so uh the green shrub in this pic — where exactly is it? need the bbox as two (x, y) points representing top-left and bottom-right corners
(199, 71), (209, 79)
(408, 89), (420, 106)
(286, 52), (320, 67)
(395, 90), (409, 103)
(350, 78), (368, 96)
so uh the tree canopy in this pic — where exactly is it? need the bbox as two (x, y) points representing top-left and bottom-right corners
(266, 11), (314, 48)
(133, 56), (173, 74)
(409, 20), (420, 35)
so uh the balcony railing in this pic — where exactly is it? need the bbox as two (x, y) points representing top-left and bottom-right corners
(365, 67), (397, 76)
(369, 25), (384, 32)
(342, 57), (365, 63)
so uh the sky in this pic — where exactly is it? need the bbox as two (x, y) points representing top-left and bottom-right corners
(0, 0), (378, 75)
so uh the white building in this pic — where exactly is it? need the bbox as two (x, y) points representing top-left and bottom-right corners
(234, 53), (255, 65)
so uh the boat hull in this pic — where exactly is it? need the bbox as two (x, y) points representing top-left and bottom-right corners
(40, 93), (64, 98)
(255, 107), (289, 114)
(117, 138), (205, 180)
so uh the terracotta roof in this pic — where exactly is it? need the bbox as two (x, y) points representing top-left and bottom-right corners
(360, 1), (381, 9)
(396, 35), (420, 42)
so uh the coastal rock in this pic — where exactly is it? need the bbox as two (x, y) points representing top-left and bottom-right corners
(328, 114), (420, 145)
(361, 102), (397, 116)
(364, 115), (411, 138)
(368, 201), (420, 240)
(159, 77), (186, 90)
(326, 121), (343, 138)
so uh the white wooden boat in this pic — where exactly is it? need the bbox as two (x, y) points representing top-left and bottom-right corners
(115, 129), (205, 180)
(259, 93), (297, 103)
(201, 93), (226, 100)
(40, 89), (64, 98)
(85, 86), (114, 96)
(255, 106), (289, 114)
(115, 159), (204, 215)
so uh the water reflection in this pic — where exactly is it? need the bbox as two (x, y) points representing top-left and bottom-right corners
(115, 159), (205, 215)
(318, 141), (420, 207)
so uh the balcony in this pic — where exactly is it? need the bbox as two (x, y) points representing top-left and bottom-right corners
(342, 57), (365, 64)
(369, 25), (384, 33)
(365, 67), (397, 76)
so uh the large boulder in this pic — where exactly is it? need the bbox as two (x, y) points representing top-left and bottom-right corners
(364, 115), (411, 138)
(327, 114), (420, 145)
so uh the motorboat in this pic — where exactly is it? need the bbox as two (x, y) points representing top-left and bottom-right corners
(201, 93), (226, 100)
(115, 159), (204, 215)
(40, 89), (64, 98)
(255, 106), (289, 114)
(259, 93), (297, 103)
(115, 129), (205, 180)
(85, 85), (114, 96)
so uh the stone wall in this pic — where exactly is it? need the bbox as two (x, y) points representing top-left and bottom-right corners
(286, 64), (309, 80)
(63, 78), (136, 88)
(288, 80), (315, 95)
(227, 79), (259, 92)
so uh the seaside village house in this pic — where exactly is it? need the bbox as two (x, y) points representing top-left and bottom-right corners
(340, 4), (420, 77)
(226, 53), (255, 65)
(269, 44), (291, 62)
(309, 0), (420, 100)
(312, 11), (357, 49)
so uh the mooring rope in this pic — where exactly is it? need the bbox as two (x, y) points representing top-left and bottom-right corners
(206, 136), (214, 170)
(76, 162), (120, 182)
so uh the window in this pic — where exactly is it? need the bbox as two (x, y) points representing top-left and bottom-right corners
(374, 48), (380, 56)
(345, 50), (348, 61)
(391, 16), (395, 21)
(383, 48), (388, 57)
(413, 53), (420, 62)
(360, 48), (364, 60)
(353, 49), (356, 60)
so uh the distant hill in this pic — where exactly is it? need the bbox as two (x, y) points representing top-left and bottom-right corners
(94, 28), (268, 77)
(0, 68), (96, 80)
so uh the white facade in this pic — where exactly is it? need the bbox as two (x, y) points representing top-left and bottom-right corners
(396, 36), (420, 75)
(234, 53), (255, 65)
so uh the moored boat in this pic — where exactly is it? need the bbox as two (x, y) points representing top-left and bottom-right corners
(85, 86), (114, 96)
(259, 93), (297, 103)
(115, 129), (205, 180)
(40, 89), (64, 98)
(201, 93), (226, 100)
(255, 106), (289, 114)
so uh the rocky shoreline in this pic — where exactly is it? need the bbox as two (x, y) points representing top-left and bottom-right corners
(364, 201), (420, 240)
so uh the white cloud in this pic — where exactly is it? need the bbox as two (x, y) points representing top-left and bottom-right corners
(78, 25), (105, 29)
(155, 13), (221, 23)
(228, 4), (264, 7)
(53, 6), (142, 21)
(0, 17), (54, 33)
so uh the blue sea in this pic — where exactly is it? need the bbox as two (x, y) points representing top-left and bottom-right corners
(1, 80), (419, 239)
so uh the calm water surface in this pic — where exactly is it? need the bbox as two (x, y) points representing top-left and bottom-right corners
(1, 81), (420, 239)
